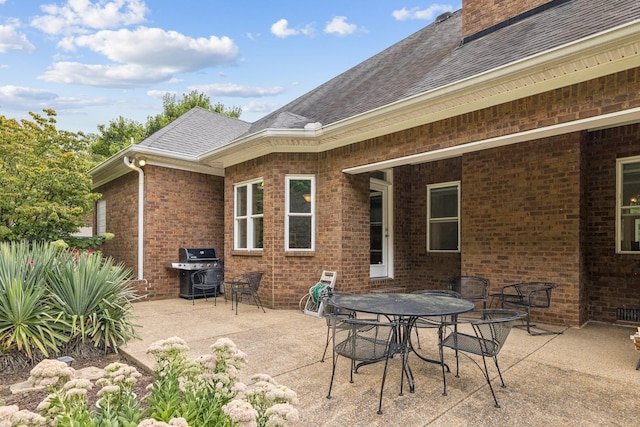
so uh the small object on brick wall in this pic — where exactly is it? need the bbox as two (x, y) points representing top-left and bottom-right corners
(630, 327), (640, 370)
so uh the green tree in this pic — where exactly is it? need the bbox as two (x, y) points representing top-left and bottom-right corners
(144, 90), (242, 137)
(90, 116), (145, 162)
(0, 110), (99, 241)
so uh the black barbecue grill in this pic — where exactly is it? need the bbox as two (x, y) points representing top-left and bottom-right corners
(168, 248), (221, 299)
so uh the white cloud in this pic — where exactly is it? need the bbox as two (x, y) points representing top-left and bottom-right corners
(62, 27), (238, 70)
(324, 16), (358, 36)
(146, 89), (176, 99)
(392, 4), (454, 21)
(0, 85), (57, 102)
(31, 0), (148, 35)
(189, 83), (285, 98)
(241, 100), (280, 114)
(38, 62), (174, 88)
(270, 19), (299, 38)
(0, 19), (35, 53)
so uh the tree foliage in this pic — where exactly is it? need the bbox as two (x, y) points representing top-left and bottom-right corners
(144, 90), (242, 137)
(90, 90), (242, 163)
(91, 116), (145, 161)
(0, 110), (99, 241)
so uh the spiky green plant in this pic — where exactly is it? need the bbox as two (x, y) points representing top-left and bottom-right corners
(46, 251), (140, 354)
(0, 242), (69, 363)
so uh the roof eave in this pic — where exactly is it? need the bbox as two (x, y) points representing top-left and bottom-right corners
(90, 146), (223, 189)
(203, 19), (640, 168)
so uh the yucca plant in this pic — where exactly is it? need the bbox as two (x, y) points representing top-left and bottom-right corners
(0, 242), (69, 368)
(46, 251), (140, 354)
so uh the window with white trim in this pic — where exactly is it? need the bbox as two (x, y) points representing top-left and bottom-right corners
(96, 200), (106, 235)
(427, 182), (460, 252)
(617, 156), (640, 253)
(234, 179), (263, 250)
(285, 175), (314, 250)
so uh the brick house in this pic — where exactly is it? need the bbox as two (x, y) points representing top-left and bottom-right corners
(90, 0), (640, 327)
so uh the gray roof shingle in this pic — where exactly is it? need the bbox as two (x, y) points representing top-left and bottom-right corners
(245, 0), (640, 136)
(137, 106), (251, 156)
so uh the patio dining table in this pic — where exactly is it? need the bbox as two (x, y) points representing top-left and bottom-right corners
(327, 292), (475, 393)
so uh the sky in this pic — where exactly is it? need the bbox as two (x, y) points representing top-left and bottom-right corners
(0, 0), (461, 134)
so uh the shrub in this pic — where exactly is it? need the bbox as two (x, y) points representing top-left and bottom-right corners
(0, 337), (300, 427)
(0, 242), (69, 367)
(46, 250), (140, 354)
(0, 241), (139, 369)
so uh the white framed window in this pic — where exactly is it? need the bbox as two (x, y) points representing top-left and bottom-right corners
(234, 179), (264, 250)
(96, 200), (106, 235)
(427, 181), (460, 252)
(285, 175), (314, 251)
(616, 156), (640, 253)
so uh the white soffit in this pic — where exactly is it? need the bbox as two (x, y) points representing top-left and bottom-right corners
(342, 107), (640, 174)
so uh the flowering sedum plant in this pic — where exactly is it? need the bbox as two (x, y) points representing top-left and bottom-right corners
(0, 337), (299, 427)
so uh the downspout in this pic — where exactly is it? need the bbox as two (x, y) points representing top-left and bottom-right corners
(124, 155), (144, 280)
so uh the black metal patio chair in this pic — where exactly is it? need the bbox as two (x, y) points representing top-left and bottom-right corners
(191, 268), (224, 305)
(449, 276), (489, 309)
(226, 271), (265, 315)
(440, 308), (526, 408)
(410, 289), (462, 361)
(326, 314), (401, 415)
(492, 282), (562, 335)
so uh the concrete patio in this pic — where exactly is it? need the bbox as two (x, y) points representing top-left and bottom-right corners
(122, 297), (640, 426)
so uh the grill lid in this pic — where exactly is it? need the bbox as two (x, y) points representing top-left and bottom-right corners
(179, 248), (218, 262)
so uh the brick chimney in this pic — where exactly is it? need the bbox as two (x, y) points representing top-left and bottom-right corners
(462, 0), (553, 38)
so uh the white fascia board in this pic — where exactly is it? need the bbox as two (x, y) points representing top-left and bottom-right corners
(210, 19), (640, 169)
(91, 146), (222, 189)
(342, 107), (640, 174)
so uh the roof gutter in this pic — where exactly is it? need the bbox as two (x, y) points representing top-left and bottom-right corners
(199, 19), (640, 168)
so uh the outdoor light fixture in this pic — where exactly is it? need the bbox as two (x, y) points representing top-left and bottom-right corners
(137, 159), (146, 167)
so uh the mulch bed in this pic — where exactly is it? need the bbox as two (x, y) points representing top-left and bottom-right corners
(0, 352), (155, 413)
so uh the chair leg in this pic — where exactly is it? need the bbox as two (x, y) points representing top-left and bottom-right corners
(479, 355), (500, 408)
(376, 352), (392, 415)
(252, 292), (266, 313)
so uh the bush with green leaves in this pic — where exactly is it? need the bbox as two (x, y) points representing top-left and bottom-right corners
(0, 337), (300, 427)
(0, 241), (139, 369)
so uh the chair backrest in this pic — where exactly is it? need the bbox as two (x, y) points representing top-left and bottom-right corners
(449, 276), (489, 301)
(193, 268), (224, 287)
(242, 271), (264, 291)
(514, 282), (556, 308)
(323, 294), (354, 326)
(470, 309), (526, 357)
(333, 317), (398, 362)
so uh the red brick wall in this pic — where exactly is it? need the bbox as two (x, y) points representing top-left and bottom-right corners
(98, 165), (224, 299)
(585, 124), (640, 322)
(97, 172), (138, 284)
(397, 160), (463, 292)
(462, 0), (551, 37)
(462, 135), (583, 326)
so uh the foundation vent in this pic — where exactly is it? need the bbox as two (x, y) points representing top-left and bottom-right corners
(617, 308), (640, 322)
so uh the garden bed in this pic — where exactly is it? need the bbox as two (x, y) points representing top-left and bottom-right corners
(0, 352), (155, 412)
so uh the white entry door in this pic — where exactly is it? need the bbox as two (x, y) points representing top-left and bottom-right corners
(370, 176), (393, 278)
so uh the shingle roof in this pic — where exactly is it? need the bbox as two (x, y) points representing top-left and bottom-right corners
(245, 0), (640, 136)
(137, 106), (251, 156)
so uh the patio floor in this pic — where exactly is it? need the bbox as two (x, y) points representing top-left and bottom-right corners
(123, 297), (640, 426)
